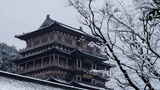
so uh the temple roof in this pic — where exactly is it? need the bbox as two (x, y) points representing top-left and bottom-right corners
(70, 81), (111, 90)
(15, 14), (100, 42)
(0, 70), (84, 90)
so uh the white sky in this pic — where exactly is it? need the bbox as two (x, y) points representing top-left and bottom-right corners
(0, 0), (80, 49)
(0, 0), (135, 50)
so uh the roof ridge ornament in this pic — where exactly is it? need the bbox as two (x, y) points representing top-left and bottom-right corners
(39, 14), (55, 29)
(46, 14), (50, 19)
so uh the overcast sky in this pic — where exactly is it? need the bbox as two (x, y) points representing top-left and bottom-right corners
(0, 0), (81, 49)
(0, 0), (136, 50)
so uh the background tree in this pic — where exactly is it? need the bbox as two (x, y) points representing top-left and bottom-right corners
(0, 43), (19, 72)
(68, 0), (160, 89)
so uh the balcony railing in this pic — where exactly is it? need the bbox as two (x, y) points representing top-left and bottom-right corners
(18, 62), (71, 74)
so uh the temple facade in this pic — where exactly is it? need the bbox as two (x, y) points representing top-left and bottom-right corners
(14, 15), (113, 90)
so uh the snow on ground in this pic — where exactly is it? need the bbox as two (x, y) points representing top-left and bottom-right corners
(0, 76), (65, 90)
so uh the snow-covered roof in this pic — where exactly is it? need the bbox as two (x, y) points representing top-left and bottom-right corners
(71, 81), (112, 90)
(0, 70), (85, 90)
(15, 14), (100, 42)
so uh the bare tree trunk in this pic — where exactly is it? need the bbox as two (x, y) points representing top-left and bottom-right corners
(105, 43), (140, 90)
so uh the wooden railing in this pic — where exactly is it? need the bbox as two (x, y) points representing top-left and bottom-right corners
(18, 62), (71, 74)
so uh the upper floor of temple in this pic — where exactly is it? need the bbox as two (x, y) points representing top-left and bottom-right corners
(15, 15), (102, 55)
(14, 15), (115, 89)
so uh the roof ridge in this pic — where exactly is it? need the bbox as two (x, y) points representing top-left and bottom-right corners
(56, 21), (80, 30)
(39, 14), (55, 29)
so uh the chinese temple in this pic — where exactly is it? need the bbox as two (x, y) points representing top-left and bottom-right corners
(14, 15), (113, 90)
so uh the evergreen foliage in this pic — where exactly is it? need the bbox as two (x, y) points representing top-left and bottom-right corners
(0, 43), (20, 72)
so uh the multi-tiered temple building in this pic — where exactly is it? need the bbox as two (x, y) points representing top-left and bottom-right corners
(14, 15), (113, 90)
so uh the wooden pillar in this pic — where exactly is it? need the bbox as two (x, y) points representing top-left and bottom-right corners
(52, 54), (55, 64)
(17, 64), (20, 73)
(66, 58), (68, 68)
(55, 54), (57, 65)
(79, 59), (82, 68)
(30, 38), (33, 48)
(91, 64), (94, 70)
(76, 58), (78, 68)
(76, 58), (81, 69)
(33, 60), (35, 70)
(53, 54), (55, 64)
(92, 63), (96, 70)
(25, 63), (27, 72)
(48, 56), (50, 65)
(41, 57), (43, 68)
(57, 55), (59, 66)
(50, 56), (52, 65)
(95, 64), (97, 70)
(47, 33), (49, 43)
(30, 62), (32, 71)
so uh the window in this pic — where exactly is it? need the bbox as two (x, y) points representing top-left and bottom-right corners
(35, 59), (41, 68)
(76, 75), (81, 81)
(49, 32), (55, 41)
(57, 32), (62, 41)
(59, 56), (65, 66)
(44, 57), (49, 65)
(19, 64), (24, 71)
(33, 39), (40, 46)
(27, 39), (32, 48)
(65, 34), (72, 44)
(50, 55), (54, 64)
(41, 34), (48, 43)
(76, 41), (81, 47)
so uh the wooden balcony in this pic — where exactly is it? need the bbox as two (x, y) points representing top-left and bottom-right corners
(17, 62), (71, 74)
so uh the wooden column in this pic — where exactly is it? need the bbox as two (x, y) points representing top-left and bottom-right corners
(76, 58), (81, 69)
(31, 61), (33, 71)
(76, 58), (78, 69)
(41, 57), (43, 68)
(25, 63), (27, 72)
(92, 64), (96, 70)
(79, 59), (82, 68)
(55, 54), (57, 64)
(33, 60), (35, 71)
(57, 55), (59, 66)
(17, 64), (20, 73)
(49, 55), (52, 65)
(52, 54), (55, 64)
(95, 64), (97, 70)
(66, 58), (68, 68)
(30, 38), (33, 48)
(91, 64), (94, 70)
